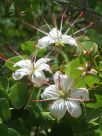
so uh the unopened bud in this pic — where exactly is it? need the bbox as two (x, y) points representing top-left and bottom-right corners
(89, 46), (95, 54)
(86, 61), (91, 70)
(81, 71), (87, 78)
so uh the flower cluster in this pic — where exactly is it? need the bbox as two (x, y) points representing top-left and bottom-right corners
(11, 13), (91, 121)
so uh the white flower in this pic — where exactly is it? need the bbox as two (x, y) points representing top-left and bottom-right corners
(38, 28), (77, 48)
(41, 71), (89, 120)
(12, 58), (51, 87)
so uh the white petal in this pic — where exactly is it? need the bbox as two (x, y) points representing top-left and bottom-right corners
(87, 69), (97, 76)
(41, 85), (59, 99)
(14, 60), (31, 69)
(76, 67), (84, 71)
(12, 68), (29, 80)
(49, 99), (66, 120)
(49, 28), (62, 38)
(70, 88), (89, 101)
(65, 100), (81, 118)
(37, 36), (52, 48)
(35, 58), (50, 68)
(62, 35), (77, 46)
(54, 71), (73, 92)
(31, 71), (46, 87)
(36, 63), (51, 72)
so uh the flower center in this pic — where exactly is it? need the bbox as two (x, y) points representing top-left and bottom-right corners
(58, 89), (69, 100)
(55, 41), (64, 47)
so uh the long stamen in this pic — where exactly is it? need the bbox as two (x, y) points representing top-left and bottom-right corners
(33, 45), (38, 63)
(60, 10), (66, 33)
(0, 55), (14, 64)
(45, 48), (54, 58)
(9, 45), (31, 69)
(32, 97), (58, 103)
(53, 15), (59, 40)
(42, 17), (52, 31)
(9, 45), (25, 60)
(65, 11), (84, 35)
(76, 38), (89, 52)
(71, 22), (93, 36)
(24, 21), (53, 38)
(67, 97), (93, 102)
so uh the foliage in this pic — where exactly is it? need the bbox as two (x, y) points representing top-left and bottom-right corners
(0, 0), (102, 136)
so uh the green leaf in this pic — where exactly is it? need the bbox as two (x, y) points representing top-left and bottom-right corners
(21, 41), (36, 54)
(0, 86), (8, 100)
(77, 36), (98, 54)
(21, 40), (47, 57)
(8, 128), (21, 136)
(65, 58), (84, 78)
(65, 58), (99, 87)
(9, 83), (29, 109)
(0, 124), (8, 136)
(5, 56), (27, 71)
(0, 98), (11, 121)
(86, 94), (102, 108)
(0, 77), (9, 90)
(73, 76), (99, 88)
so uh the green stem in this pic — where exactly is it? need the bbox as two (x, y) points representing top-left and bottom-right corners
(54, 47), (70, 64)
(24, 88), (34, 109)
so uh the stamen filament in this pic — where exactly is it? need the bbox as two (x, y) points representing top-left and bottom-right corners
(0, 55), (14, 64)
(32, 97), (58, 102)
(71, 22), (93, 36)
(60, 10), (66, 33)
(64, 11), (84, 35)
(53, 15), (60, 41)
(42, 17), (52, 31)
(24, 21), (53, 38)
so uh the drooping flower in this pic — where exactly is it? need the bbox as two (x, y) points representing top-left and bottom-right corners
(12, 58), (51, 87)
(41, 71), (89, 120)
(77, 61), (97, 78)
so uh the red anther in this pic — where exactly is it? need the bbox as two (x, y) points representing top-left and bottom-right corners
(0, 54), (6, 61)
(88, 22), (94, 27)
(79, 11), (84, 17)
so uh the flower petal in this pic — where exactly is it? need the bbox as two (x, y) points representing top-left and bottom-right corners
(87, 69), (97, 76)
(36, 63), (51, 72)
(12, 68), (29, 80)
(32, 71), (46, 87)
(14, 60), (31, 69)
(41, 85), (59, 99)
(70, 88), (89, 101)
(62, 35), (77, 46)
(49, 28), (61, 38)
(65, 100), (81, 118)
(35, 58), (50, 68)
(49, 99), (66, 120)
(54, 71), (73, 92)
(37, 36), (52, 48)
